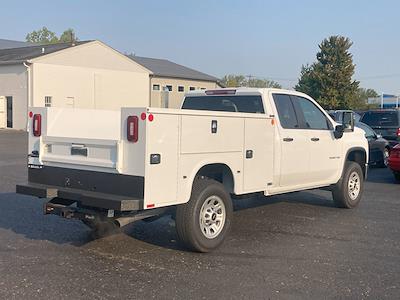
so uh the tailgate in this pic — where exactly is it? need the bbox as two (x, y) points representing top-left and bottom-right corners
(40, 136), (120, 170)
(28, 107), (122, 173)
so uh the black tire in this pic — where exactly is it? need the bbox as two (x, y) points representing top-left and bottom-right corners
(332, 161), (364, 209)
(378, 148), (390, 168)
(394, 171), (400, 182)
(175, 177), (233, 252)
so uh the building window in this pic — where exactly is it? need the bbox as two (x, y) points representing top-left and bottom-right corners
(189, 86), (195, 91)
(178, 86), (185, 92)
(45, 96), (52, 107)
(153, 84), (160, 91)
(200, 87), (206, 90)
(165, 85), (173, 92)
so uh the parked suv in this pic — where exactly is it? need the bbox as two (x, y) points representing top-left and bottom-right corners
(360, 110), (400, 147)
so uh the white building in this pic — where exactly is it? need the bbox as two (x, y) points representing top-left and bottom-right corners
(0, 40), (150, 129)
(0, 40), (221, 130)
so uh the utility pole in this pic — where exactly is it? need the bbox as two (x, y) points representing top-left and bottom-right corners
(246, 75), (255, 87)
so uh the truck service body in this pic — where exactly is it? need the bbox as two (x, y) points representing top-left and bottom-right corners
(17, 88), (368, 252)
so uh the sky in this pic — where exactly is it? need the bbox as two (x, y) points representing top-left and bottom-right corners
(1, 0), (399, 93)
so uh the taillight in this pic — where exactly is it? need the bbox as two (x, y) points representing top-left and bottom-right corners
(32, 114), (42, 137)
(127, 116), (139, 142)
(396, 128), (400, 137)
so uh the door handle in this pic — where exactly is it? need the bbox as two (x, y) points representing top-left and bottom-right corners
(311, 137), (320, 142)
(283, 137), (294, 142)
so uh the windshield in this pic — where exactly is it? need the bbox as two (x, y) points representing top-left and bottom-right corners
(361, 111), (399, 127)
(182, 95), (265, 114)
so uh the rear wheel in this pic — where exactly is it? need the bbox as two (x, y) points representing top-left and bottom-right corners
(175, 177), (233, 252)
(332, 161), (364, 208)
(378, 148), (390, 168)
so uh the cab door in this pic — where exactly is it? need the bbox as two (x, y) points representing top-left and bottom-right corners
(292, 95), (341, 184)
(272, 94), (310, 187)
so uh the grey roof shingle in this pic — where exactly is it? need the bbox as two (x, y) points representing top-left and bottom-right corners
(0, 41), (91, 65)
(128, 55), (219, 82)
(0, 38), (35, 50)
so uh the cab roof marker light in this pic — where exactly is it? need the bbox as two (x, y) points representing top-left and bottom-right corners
(205, 89), (236, 95)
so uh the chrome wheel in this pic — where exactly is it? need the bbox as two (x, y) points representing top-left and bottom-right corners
(383, 148), (389, 167)
(199, 195), (226, 239)
(348, 171), (361, 201)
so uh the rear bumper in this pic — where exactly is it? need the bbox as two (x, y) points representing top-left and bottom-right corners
(16, 183), (143, 211)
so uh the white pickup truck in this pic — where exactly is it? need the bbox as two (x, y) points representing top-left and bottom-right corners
(17, 88), (368, 252)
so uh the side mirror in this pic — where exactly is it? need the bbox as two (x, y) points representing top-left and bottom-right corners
(342, 111), (354, 131)
(376, 133), (382, 139)
(334, 124), (344, 139)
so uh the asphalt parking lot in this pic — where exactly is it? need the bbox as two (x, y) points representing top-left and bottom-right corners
(0, 130), (399, 299)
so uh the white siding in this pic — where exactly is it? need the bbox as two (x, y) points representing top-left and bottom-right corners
(32, 63), (149, 110)
(0, 64), (28, 130)
(30, 41), (151, 111)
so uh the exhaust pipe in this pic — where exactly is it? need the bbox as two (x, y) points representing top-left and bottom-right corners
(114, 215), (142, 228)
(114, 207), (170, 228)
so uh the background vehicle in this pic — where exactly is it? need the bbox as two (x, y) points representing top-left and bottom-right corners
(388, 144), (400, 182)
(16, 88), (368, 252)
(360, 110), (400, 147)
(356, 122), (390, 167)
(329, 110), (361, 123)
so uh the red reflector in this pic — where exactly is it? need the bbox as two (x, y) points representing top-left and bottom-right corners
(127, 116), (139, 142)
(148, 114), (154, 122)
(205, 89), (236, 95)
(28, 111), (33, 118)
(32, 114), (42, 137)
(140, 112), (146, 120)
(147, 204), (155, 208)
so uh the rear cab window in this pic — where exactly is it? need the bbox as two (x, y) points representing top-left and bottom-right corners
(182, 95), (265, 114)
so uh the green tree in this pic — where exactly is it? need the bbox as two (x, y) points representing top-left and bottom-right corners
(59, 28), (78, 43)
(353, 88), (379, 109)
(248, 78), (281, 88)
(221, 74), (247, 87)
(26, 26), (59, 44)
(26, 27), (79, 44)
(296, 35), (359, 110)
(221, 74), (282, 88)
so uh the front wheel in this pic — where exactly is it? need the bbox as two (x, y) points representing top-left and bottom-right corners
(175, 177), (233, 252)
(332, 161), (364, 208)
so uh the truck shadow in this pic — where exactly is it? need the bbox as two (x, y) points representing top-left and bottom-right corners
(0, 192), (91, 246)
(0, 190), (336, 251)
(124, 190), (336, 251)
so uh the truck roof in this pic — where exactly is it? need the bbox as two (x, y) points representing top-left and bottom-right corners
(185, 87), (295, 97)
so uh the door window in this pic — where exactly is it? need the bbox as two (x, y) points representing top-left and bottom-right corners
(272, 94), (299, 129)
(294, 96), (330, 130)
